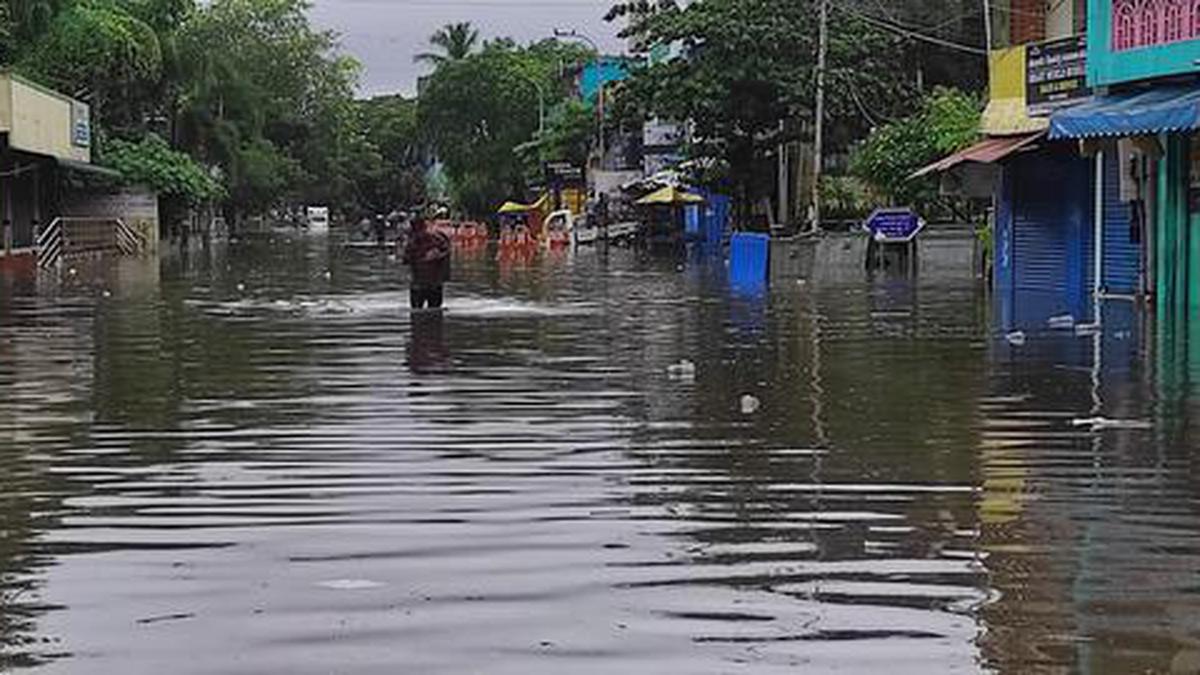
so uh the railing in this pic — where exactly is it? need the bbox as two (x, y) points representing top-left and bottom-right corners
(36, 217), (147, 269)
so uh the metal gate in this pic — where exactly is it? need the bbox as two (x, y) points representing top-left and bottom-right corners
(1102, 150), (1140, 295)
(1009, 147), (1094, 316)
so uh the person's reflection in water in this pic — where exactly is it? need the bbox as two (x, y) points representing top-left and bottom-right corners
(407, 311), (450, 374)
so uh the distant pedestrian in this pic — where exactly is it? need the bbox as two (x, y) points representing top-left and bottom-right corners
(372, 214), (387, 247)
(402, 215), (451, 310)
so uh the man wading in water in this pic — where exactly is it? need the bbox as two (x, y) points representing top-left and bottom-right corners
(402, 212), (452, 310)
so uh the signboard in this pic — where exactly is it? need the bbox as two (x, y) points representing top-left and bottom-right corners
(864, 208), (924, 243)
(1027, 35), (1089, 117)
(544, 161), (584, 188)
(70, 100), (91, 148)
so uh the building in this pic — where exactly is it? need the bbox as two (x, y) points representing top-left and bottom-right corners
(0, 70), (93, 254)
(920, 1), (1162, 328)
(0, 70), (157, 265)
(1047, 0), (1200, 331)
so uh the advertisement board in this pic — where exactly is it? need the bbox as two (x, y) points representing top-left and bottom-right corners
(1027, 35), (1089, 117)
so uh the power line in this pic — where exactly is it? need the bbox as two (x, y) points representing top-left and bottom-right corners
(832, 2), (989, 56)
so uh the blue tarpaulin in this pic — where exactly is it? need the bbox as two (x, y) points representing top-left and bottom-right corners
(1049, 85), (1200, 140)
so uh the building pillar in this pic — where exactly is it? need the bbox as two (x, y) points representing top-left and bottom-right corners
(1093, 150), (1104, 317)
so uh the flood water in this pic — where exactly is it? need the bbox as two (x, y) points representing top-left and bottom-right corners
(1, 232), (1199, 674)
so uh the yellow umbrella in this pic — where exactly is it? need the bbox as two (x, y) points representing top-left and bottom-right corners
(498, 201), (531, 214)
(636, 185), (705, 206)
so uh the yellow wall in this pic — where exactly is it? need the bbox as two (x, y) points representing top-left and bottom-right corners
(0, 73), (90, 162)
(981, 46), (1049, 136)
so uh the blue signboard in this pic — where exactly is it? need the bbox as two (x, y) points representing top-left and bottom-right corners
(864, 208), (924, 243)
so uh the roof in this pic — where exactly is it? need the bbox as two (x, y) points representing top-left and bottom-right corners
(636, 185), (705, 206)
(1049, 85), (1200, 140)
(910, 132), (1044, 179)
(57, 157), (121, 179)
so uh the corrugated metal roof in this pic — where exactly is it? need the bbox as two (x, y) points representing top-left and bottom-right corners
(1049, 85), (1200, 140)
(910, 132), (1045, 179)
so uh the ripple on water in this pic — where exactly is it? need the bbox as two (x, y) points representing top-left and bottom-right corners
(0, 236), (1196, 674)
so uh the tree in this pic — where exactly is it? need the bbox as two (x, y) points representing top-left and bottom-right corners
(850, 87), (981, 210)
(350, 94), (426, 214)
(174, 0), (361, 222)
(103, 133), (224, 203)
(102, 133), (225, 232)
(418, 39), (596, 216)
(610, 0), (915, 217)
(19, 1), (163, 128)
(414, 21), (479, 66)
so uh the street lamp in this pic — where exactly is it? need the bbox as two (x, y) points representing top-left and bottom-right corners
(518, 73), (546, 137)
(553, 28), (606, 169)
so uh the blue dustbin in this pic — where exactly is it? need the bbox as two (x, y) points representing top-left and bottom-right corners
(730, 232), (770, 291)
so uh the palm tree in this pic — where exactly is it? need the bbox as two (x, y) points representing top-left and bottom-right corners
(413, 22), (479, 66)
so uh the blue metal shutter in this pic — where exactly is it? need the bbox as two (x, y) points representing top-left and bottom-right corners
(1010, 148), (1093, 317)
(1102, 150), (1140, 294)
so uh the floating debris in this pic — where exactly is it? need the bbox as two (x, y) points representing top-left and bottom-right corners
(666, 360), (697, 382)
(135, 612), (195, 625)
(1048, 314), (1076, 330)
(1005, 331), (1027, 347)
(740, 394), (761, 415)
(1071, 417), (1153, 432)
(317, 579), (385, 591)
(1074, 323), (1101, 337)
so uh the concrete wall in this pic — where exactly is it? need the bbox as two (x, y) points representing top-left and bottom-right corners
(63, 188), (160, 254)
(0, 73), (90, 163)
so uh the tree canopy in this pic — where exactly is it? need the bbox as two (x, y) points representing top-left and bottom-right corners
(611, 0), (918, 210)
(414, 21), (479, 66)
(418, 37), (596, 216)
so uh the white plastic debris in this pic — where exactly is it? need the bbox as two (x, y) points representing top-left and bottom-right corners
(317, 579), (385, 591)
(740, 394), (761, 415)
(667, 360), (697, 382)
(323, 270), (333, 280)
(1048, 314), (1076, 329)
(1070, 417), (1153, 432)
(1005, 331), (1027, 347)
(236, 283), (246, 292)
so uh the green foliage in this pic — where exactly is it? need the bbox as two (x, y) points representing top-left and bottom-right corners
(103, 134), (224, 203)
(418, 38), (595, 216)
(414, 21), (478, 66)
(535, 99), (594, 166)
(850, 87), (981, 208)
(20, 1), (162, 104)
(175, 0), (363, 217)
(352, 94), (426, 213)
(820, 175), (875, 222)
(612, 0), (916, 212)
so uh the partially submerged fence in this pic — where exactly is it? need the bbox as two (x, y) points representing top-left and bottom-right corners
(37, 217), (147, 269)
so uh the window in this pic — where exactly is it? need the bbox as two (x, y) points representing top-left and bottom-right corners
(1114, 0), (1199, 50)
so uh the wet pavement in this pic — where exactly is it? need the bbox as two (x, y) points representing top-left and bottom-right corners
(0, 232), (1198, 674)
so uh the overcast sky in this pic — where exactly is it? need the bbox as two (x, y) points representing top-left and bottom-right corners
(307, 0), (628, 98)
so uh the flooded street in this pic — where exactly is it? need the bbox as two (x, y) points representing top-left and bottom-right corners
(1, 233), (1199, 674)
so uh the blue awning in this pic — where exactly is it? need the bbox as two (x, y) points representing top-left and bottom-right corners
(1048, 85), (1200, 140)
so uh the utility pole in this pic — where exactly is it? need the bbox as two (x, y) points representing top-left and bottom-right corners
(810, 0), (828, 235)
(983, 0), (993, 52)
(553, 29), (604, 169)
